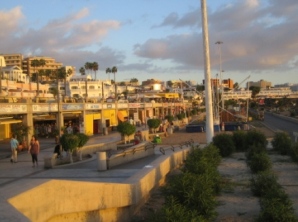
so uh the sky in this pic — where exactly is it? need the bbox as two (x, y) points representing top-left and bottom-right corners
(1, 0), (298, 86)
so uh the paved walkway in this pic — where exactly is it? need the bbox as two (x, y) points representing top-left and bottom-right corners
(0, 129), (166, 221)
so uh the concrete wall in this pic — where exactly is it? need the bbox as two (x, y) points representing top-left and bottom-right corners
(9, 147), (191, 222)
(107, 142), (155, 169)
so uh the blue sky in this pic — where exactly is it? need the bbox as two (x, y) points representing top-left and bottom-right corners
(1, 0), (298, 86)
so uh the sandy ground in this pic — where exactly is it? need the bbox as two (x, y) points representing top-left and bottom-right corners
(134, 124), (298, 221)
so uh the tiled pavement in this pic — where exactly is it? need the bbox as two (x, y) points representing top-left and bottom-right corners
(0, 130), (165, 221)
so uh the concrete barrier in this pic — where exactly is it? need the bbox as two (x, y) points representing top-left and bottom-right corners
(107, 142), (155, 169)
(9, 145), (192, 222)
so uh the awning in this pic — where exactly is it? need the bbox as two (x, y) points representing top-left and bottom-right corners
(0, 119), (22, 125)
(117, 110), (128, 122)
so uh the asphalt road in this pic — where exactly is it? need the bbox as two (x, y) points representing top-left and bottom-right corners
(263, 112), (298, 141)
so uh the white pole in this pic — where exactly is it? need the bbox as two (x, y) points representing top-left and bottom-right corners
(200, 0), (214, 143)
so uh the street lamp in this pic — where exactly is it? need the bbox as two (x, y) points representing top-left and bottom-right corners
(215, 41), (224, 114)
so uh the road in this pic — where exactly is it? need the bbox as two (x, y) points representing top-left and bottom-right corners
(263, 112), (298, 141)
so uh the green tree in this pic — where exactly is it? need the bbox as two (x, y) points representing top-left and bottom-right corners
(147, 118), (161, 133)
(31, 59), (46, 97)
(130, 78), (138, 85)
(117, 122), (136, 143)
(79, 67), (85, 75)
(106, 67), (111, 81)
(59, 134), (79, 163)
(249, 86), (260, 98)
(92, 62), (99, 80)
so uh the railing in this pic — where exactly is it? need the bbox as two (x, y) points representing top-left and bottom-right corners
(107, 142), (155, 158)
(159, 139), (197, 155)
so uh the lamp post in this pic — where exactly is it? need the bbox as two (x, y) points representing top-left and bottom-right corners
(215, 41), (224, 113)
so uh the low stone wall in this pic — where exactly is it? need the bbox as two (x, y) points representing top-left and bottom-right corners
(44, 140), (120, 168)
(9, 146), (192, 222)
(107, 142), (155, 169)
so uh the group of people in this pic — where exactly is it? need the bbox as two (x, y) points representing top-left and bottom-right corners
(10, 134), (40, 167)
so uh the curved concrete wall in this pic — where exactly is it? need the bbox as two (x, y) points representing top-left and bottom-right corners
(8, 147), (192, 222)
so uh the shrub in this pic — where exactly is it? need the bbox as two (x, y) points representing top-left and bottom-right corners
(162, 172), (218, 220)
(212, 133), (235, 157)
(147, 118), (161, 130)
(76, 133), (89, 148)
(176, 112), (186, 120)
(183, 145), (221, 172)
(245, 130), (267, 150)
(60, 134), (79, 152)
(257, 193), (297, 222)
(146, 196), (207, 222)
(250, 171), (281, 197)
(116, 121), (136, 136)
(272, 132), (292, 155)
(247, 152), (272, 174)
(164, 115), (174, 122)
(289, 142), (298, 162)
(232, 130), (247, 152)
(245, 144), (267, 161)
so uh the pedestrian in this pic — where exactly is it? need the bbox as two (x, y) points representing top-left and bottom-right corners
(28, 135), (40, 167)
(10, 134), (19, 163)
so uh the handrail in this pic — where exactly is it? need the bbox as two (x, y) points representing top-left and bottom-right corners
(159, 139), (197, 155)
(108, 142), (155, 159)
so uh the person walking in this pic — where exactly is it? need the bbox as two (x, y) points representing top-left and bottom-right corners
(28, 135), (40, 167)
(10, 134), (19, 163)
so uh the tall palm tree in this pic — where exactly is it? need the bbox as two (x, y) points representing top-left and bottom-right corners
(79, 67), (85, 75)
(92, 62), (99, 80)
(111, 66), (117, 98)
(84, 62), (92, 76)
(31, 59), (46, 97)
(105, 67), (111, 81)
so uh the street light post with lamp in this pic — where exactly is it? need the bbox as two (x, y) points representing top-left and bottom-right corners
(215, 41), (224, 118)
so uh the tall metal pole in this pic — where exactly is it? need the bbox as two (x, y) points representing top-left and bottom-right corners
(200, 0), (214, 143)
(215, 41), (224, 113)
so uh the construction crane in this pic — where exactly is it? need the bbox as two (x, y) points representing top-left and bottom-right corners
(234, 75), (250, 90)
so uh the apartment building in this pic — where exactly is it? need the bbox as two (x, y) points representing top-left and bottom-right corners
(0, 53), (23, 67)
(22, 56), (64, 78)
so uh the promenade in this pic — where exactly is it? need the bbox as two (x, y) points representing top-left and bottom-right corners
(0, 128), (191, 221)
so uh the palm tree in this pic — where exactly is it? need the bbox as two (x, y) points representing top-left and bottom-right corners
(84, 62), (92, 76)
(130, 78), (139, 85)
(79, 67), (85, 75)
(31, 59), (46, 97)
(111, 66), (118, 98)
(57, 67), (72, 97)
(92, 62), (99, 80)
(106, 67), (111, 81)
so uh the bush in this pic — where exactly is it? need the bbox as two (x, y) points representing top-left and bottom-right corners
(147, 118), (161, 130)
(60, 134), (79, 152)
(116, 121), (136, 136)
(257, 193), (297, 222)
(289, 142), (298, 162)
(250, 171), (281, 197)
(212, 133), (235, 157)
(164, 115), (174, 122)
(176, 113), (186, 120)
(232, 130), (247, 152)
(245, 130), (267, 150)
(146, 196), (207, 222)
(162, 172), (218, 220)
(76, 133), (89, 148)
(245, 144), (267, 161)
(247, 152), (272, 173)
(272, 132), (292, 155)
(183, 145), (221, 172)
